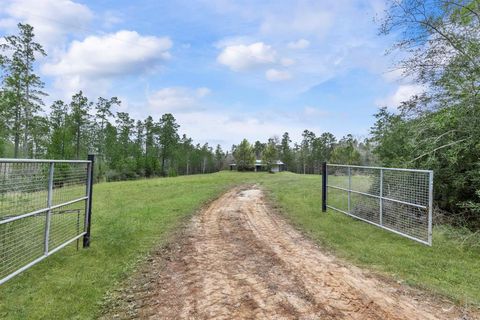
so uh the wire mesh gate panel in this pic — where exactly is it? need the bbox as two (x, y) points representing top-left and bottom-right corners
(325, 164), (434, 245)
(0, 159), (92, 284)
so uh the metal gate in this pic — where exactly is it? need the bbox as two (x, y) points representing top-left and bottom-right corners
(322, 163), (433, 245)
(0, 157), (94, 285)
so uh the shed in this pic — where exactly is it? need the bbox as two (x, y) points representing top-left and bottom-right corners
(229, 160), (285, 172)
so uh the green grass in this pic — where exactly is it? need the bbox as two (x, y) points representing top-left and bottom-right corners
(259, 172), (480, 307)
(0, 171), (479, 319)
(0, 172), (261, 319)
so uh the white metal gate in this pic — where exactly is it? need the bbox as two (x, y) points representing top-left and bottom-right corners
(0, 158), (93, 284)
(324, 164), (434, 245)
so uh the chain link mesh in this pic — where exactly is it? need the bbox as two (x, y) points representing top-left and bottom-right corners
(327, 164), (433, 245)
(0, 161), (90, 284)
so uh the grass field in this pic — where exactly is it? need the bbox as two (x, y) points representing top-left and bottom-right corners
(261, 173), (480, 306)
(0, 171), (479, 319)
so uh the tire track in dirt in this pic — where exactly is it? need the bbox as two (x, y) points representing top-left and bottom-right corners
(104, 185), (474, 319)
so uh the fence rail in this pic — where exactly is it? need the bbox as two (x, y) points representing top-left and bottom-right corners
(0, 156), (94, 285)
(322, 163), (433, 245)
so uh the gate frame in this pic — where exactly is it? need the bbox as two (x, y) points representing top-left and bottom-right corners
(321, 162), (434, 246)
(0, 155), (94, 285)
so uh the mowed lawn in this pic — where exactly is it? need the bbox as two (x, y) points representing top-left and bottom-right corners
(1, 171), (479, 319)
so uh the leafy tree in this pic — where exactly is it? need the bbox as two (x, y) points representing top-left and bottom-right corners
(330, 135), (361, 165)
(370, 107), (411, 166)
(262, 138), (277, 172)
(378, 0), (480, 225)
(317, 132), (336, 162)
(253, 140), (265, 159)
(380, 0), (480, 108)
(233, 139), (255, 171)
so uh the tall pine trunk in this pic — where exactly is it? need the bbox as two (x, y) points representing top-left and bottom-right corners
(76, 127), (80, 159)
(161, 153), (165, 176)
(23, 53), (31, 158)
(13, 104), (20, 158)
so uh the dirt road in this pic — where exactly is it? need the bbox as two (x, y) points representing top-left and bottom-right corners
(106, 186), (472, 319)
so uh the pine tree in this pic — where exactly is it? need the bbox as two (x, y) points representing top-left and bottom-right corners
(233, 139), (255, 171)
(1, 23), (46, 157)
(158, 113), (179, 176)
(262, 138), (277, 173)
(69, 91), (92, 159)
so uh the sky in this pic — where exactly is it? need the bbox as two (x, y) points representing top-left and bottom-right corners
(0, 0), (423, 149)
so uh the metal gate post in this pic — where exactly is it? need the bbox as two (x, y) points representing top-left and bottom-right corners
(83, 154), (95, 248)
(44, 162), (55, 255)
(322, 162), (327, 212)
(348, 167), (351, 213)
(379, 169), (383, 226)
(428, 171), (434, 245)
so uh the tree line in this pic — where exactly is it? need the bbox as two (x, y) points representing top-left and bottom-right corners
(2, 0), (480, 229)
(372, 0), (480, 227)
(0, 23), (224, 181)
(231, 132), (374, 173)
(232, 0), (480, 227)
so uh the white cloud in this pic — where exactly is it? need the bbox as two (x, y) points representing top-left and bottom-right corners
(43, 31), (171, 77)
(376, 84), (424, 108)
(0, 0), (93, 50)
(265, 68), (291, 81)
(42, 30), (172, 97)
(217, 42), (276, 71)
(212, 1), (396, 94)
(288, 39), (310, 49)
(148, 87), (210, 113)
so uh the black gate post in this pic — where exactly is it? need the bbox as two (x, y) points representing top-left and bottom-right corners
(322, 161), (327, 212)
(83, 154), (95, 248)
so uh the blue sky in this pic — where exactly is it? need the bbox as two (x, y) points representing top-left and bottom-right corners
(0, 0), (423, 148)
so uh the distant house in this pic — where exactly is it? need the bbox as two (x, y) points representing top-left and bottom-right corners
(230, 159), (285, 172)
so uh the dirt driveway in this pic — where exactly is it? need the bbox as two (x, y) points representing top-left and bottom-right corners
(105, 186), (473, 319)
